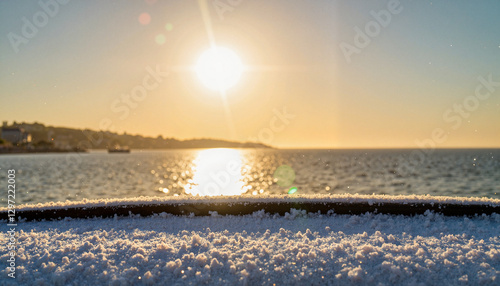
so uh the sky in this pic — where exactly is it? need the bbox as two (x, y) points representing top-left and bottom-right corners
(1, 0), (499, 148)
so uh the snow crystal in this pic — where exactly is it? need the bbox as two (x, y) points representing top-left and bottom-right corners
(1, 210), (499, 285)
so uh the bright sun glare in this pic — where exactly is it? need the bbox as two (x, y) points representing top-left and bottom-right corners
(195, 47), (243, 91)
(184, 148), (247, 196)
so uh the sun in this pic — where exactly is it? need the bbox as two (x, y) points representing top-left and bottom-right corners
(195, 47), (243, 91)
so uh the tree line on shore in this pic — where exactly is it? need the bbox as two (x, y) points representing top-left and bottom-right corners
(1, 122), (271, 150)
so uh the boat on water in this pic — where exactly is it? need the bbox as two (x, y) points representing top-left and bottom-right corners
(108, 146), (130, 153)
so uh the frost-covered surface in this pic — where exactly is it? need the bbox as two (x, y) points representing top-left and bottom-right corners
(4, 194), (500, 212)
(1, 210), (499, 285)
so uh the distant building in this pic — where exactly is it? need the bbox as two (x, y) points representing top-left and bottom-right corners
(1, 127), (32, 145)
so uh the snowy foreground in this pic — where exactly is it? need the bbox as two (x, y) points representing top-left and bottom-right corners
(2, 207), (500, 285)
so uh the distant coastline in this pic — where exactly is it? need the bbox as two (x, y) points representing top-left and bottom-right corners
(0, 121), (272, 154)
(0, 147), (88, 155)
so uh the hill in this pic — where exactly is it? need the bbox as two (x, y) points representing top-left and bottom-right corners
(1, 121), (272, 150)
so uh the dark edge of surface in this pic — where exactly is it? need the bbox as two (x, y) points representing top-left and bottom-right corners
(3, 201), (500, 222)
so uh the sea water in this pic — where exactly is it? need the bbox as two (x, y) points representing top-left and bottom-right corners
(0, 149), (498, 205)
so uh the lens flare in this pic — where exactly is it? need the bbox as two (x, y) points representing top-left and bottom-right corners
(138, 13), (151, 25)
(273, 165), (296, 187)
(155, 34), (166, 45)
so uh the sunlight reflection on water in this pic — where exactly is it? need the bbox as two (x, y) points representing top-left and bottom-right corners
(1, 149), (498, 204)
(184, 148), (250, 196)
